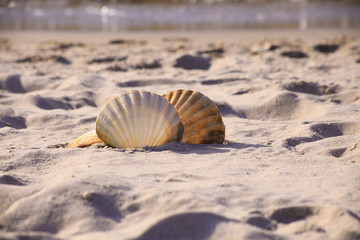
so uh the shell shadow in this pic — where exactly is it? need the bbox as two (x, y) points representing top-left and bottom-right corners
(149, 141), (269, 154)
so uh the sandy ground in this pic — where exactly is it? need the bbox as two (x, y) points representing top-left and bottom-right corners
(0, 29), (360, 240)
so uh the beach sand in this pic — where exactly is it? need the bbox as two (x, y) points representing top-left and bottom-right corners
(0, 29), (360, 240)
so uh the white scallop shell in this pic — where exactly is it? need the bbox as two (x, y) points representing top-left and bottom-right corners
(96, 90), (183, 149)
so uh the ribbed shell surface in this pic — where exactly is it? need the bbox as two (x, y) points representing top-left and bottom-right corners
(96, 90), (183, 149)
(163, 89), (225, 144)
(66, 130), (104, 148)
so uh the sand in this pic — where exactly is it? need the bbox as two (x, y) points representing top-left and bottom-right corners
(0, 29), (360, 240)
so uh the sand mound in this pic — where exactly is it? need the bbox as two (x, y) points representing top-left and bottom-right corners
(227, 89), (328, 120)
(0, 175), (130, 236)
(56, 75), (106, 91)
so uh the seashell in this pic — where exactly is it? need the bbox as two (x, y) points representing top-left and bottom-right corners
(163, 89), (225, 144)
(66, 130), (104, 148)
(96, 90), (183, 149)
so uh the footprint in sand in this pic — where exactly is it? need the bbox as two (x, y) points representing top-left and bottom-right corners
(0, 107), (26, 129)
(283, 121), (360, 157)
(50, 42), (85, 51)
(313, 44), (339, 54)
(244, 212), (275, 230)
(117, 79), (188, 87)
(0, 74), (25, 93)
(16, 55), (71, 65)
(0, 175), (26, 186)
(109, 39), (146, 45)
(201, 78), (247, 85)
(174, 54), (211, 70)
(33, 96), (74, 110)
(132, 59), (161, 70)
(280, 51), (308, 58)
(87, 56), (127, 64)
(87, 57), (115, 64)
(0, 74), (61, 93)
(114, 57), (162, 70)
(266, 206), (360, 239)
(106, 65), (127, 72)
(197, 47), (225, 58)
(232, 89), (251, 95)
(283, 81), (339, 96)
(268, 206), (316, 224)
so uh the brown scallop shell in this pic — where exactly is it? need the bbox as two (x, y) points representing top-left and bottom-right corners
(163, 89), (225, 144)
(66, 130), (104, 148)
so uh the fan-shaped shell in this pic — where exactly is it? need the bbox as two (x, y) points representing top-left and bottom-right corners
(163, 89), (225, 144)
(96, 90), (183, 149)
(66, 130), (104, 148)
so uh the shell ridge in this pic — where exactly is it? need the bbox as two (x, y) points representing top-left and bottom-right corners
(102, 97), (125, 147)
(123, 93), (136, 148)
(146, 92), (160, 146)
(156, 103), (178, 144)
(185, 115), (224, 131)
(184, 123), (224, 138)
(139, 91), (147, 147)
(150, 92), (166, 146)
(111, 98), (130, 147)
(176, 90), (194, 114)
(159, 92), (184, 143)
(137, 90), (146, 147)
(153, 96), (180, 145)
(181, 97), (210, 125)
(151, 97), (169, 145)
(143, 91), (153, 146)
(130, 91), (141, 148)
(164, 90), (179, 107)
(99, 94), (132, 148)
(171, 89), (188, 113)
(96, 109), (116, 145)
(172, 89), (185, 109)
(168, 102), (183, 142)
(184, 108), (220, 124)
(97, 103), (118, 147)
(169, 107), (184, 141)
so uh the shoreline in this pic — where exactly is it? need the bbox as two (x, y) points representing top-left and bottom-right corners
(2, 28), (360, 43)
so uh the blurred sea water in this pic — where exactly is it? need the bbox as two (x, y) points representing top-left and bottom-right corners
(0, 0), (359, 31)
